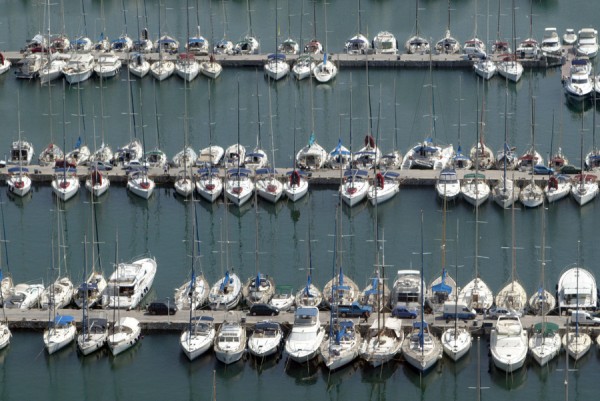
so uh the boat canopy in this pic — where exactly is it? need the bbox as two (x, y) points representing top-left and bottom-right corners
(533, 322), (559, 335)
(296, 307), (318, 317)
(343, 169), (368, 177)
(227, 168), (252, 176)
(8, 167), (29, 173)
(382, 171), (400, 179)
(54, 315), (75, 326)
(255, 321), (280, 331)
(188, 38), (206, 44)
(267, 53), (286, 60)
(256, 167), (278, 175)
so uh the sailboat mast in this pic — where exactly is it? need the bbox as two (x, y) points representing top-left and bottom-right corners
(267, 78), (276, 173)
(502, 85), (508, 192)
(454, 220), (460, 338)
(255, 72), (262, 150)
(82, 235), (88, 339)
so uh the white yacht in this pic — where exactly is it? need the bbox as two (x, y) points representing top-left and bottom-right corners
(180, 316), (216, 361)
(128, 53), (150, 78)
(312, 55), (337, 83)
(360, 318), (403, 368)
(150, 58), (175, 81)
(402, 140), (452, 170)
(77, 317), (109, 356)
(296, 137), (328, 170)
(497, 55), (523, 82)
(223, 143), (246, 169)
(457, 277), (494, 312)
(441, 318), (472, 361)
(367, 172), (400, 206)
(392, 270), (423, 309)
(195, 168), (223, 203)
(545, 174), (571, 204)
(7, 167), (32, 197)
(460, 173), (490, 207)
(563, 29), (577, 45)
(51, 168), (80, 201)
(102, 257), (157, 310)
(269, 286), (295, 312)
(224, 168), (254, 207)
(3, 283), (44, 309)
(73, 271), (107, 309)
(40, 277), (74, 310)
(292, 54), (314, 80)
(174, 274), (209, 311)
(320, 320), (361, 371)
(208, 271), (242, 311)
(43, 315), (76, 355)
(248, 321), (283, 358)
(9, 140), (34, 165)
(435, 168), (461, 201)
(108, 316), (141, 356)
(214, 315), (246, 364)
(175, 53), (199, 82)
(540, 28), (561, 55)
(528, 322), (561, 366)
(93, 52), (122, 79)
(127, 170), (155, 200)
(284, 306), (325, 363)
(490, 315), (528, 372)
(264, 54), (289, 81)
(197, 145), (224, 168)
(575, 28), (598, 58)
(199, 55), (223, 79)
(564, 57), (594, 101)
(283, 170), (309, 202)
(0, 323), (10, 350)
(62, 53), (95, 84)
(557, 265), (597, 314)
(255, 169), (283, 204)
(85, 168), (110, 197)
(340, 169), (370, 207)
(345, 34), (370, 55)
(570, 174), (599, 206)
(519, 178), (544, 208)
(373, 31), (398, 54)
(473, 58), (497, 80)
(0, 52), (11, 75)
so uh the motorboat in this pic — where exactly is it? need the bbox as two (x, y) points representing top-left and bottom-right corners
(107, 316), (141, 356)
(312, 55), (337, 83)
(367, 171), (400, 206)
(540, 27), (561, 55)
(401, 140), (452, 170)
(214, 314), (246, 364)
(570, 174), (598, 206)
(283, 170), (309, 202)
(292, 54), (314, 81)
(284, 306), (325, 363)
(14, 53), (43, 79)
(255, 168), (283, 204)
(264, 53), (289, 81)
(195, 168), (223, 203)
(128, 53), (150, 78)
(127, 170), (155, 200)
(224, 168), (254, 207)
(460, 173), (490, 207)
(564, 57), (594, 101)
(296, 135), (328, 170)
(320, 320), (361, 371)
(175, 53), (199, 82)
(40, 277), (74, 310)
(9, 140), (34, 165)
(65, 144), (91, 166)
(62, 53), (95, 84)
(7, 167), (32, 197)
(435, 167), (461, 201)
(392, 270), (423, 310)
(93, 52), (122, 79)
(360, 318), (403, 367)
(373, 31), (398, 54)
(345, 34), (370, 55)
(73, 271), (107, 309)
(248, 321), (283, 358)
(402, 321), (442, 372)
(4, 283), (44, 309)
(102, 257), (158, 310)
(557, 265), (597, 314)
(43, 315), (76, 355)
(51, 168), (80, 201)
(77, 317), (108, 356)
(575, 28), (598, 58)
(174, 273), (209, 311)
(234, 34), (260, 55)
(269, 285), (295, 312)
(223, 143), (247, 169)
(528, 322), (561, 366)
(340, 169), (370, 207)
(110, 35), (133, 52)
(243, 272), (275, 307)
(208, 271), (242, 311)
(199, 55), (223, 79)
(180, 316), (216, 361)
(544, 175), (571, 203)
(197, 145), (224, 167)
(563, 28), (577, 45)
(490, 315), (528, 372)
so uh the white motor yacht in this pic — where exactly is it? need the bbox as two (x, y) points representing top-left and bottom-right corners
(345, 34), (370, 55)
(490, 315), (528, 372)
(9, 140), (34, 165)
(269, 285), (295, 312)
(557, 265), (597, 314)
(392, 270), (423, 309)
(103, 257), (157, 310)
(563, 29), (577, 45)
(284, 306), (325, 363)
(540, 28), (561, 55)
(564, 57), (594, 101)
(373, 31), (398, 54)
(435, 168), (461, 201)
(4, 283), (44, 309)
(93, 52), (122, 79)
(576, 28), (599, 58)
(214, 317), (246, 365)
(248, 321), (283, 358)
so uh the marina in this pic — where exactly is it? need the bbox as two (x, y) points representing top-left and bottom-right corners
(3, 0), (600, 400)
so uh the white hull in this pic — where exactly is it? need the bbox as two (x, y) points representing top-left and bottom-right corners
(256, 178), (283, 204)
(283, 180), (309, 202)
(199, 61), (222, 79)
(174, 177), (194, 198)
(77, 329), (108, 356)
(7, 175), (32, 197)
(545, 181), (571, 203)
(127, 175), (155, 199)
(44, 323), (76, 355)
(562, 333), (591, 360)
(457, 278), (494, 312)
(490, 316), (528, 372)
(180, 323), (215, 361)
(341, 182), (369, 206)
(570, 182), (598, 206)
(248, 322), (283, 358)
(264, 60), (289, 81)
(441, 328), (472, 361)
(64, 69), (93, 84)
(401, 328), (442, 372)
(196, 178), (223, 203)
(214, 320), (246, 365)
(461, 181), (490, 207)
(85, 177), (110, 197)
(497, 61), (523, 82)
(529, 331), (561, 366)
(208, 273), (242, 311)
(108, 317), (141, 356)
(367, 182), (399, 205)
(103, 257), (157, 310)
(150, 61), (175, 81)
(0, 325), (11, 350)
(51, 176), (80, 201)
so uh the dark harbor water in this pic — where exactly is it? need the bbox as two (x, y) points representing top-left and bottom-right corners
(1, 1), (600, 400)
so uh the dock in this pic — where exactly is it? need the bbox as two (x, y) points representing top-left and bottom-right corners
(2, 48), (564, 71)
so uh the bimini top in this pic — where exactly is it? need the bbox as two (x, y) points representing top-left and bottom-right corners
(227, 168), (252, 177)
(343, 169), (369, 177)
(198, 168), (220, 176)
(256, 167), (278, 175)
(53, 315), (75, 326)
(8, 167), (29, 173)
(295, 307), (319, 317)
(188, 38), (206, 44)
(267, 53), (286, 61)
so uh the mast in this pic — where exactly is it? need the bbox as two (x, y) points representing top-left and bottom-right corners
(0, 193), (10, 325)
(82, 235), (88, 342)
(419, 209), (425, 355)
(453, 220), (460, 341)
(502, 84), (508, 193)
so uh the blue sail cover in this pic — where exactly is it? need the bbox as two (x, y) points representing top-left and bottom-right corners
(255, 273), (261, 288)
(54, 315), (75, 326)
(220, 271), (230, 292)
(304, 273), (312, 296)
(308, 132), (316, 147)
(363, 277), (380, 296)
(431, 270), (452, 295)
(189, 38), (206, 44)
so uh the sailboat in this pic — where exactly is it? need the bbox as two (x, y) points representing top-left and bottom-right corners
(405, 0), (429, 54)
(344, 0), (370, 55)
(76, 236), (108, 356)
(560, 245), (593, 361)
(174, 192), (209, 311)
(180, 315), (215, 361)
(495, 200), (527, 316)
(401, 211), (442, 372)
(294, 227), (322, 308)
(469, 87), (495, 170)
(284, 98), (309, 202)
(88, 78), (113, 166)
(242, 192), (275, 307)
(186, 0), (209, 54)
(0, 52), (11, 76)
(39, 0), (67, 85)
(64, 85), (91, 168)
(451, 78), (472, 171)
(43, 314), (76, 355)
(176, 0), (200, 82)
(435, 0), (461, 54)
(463, 0), (486, 58)
(143, 83), (168, 170)
(312, 0), (337, 83)
(255, 82), (283, 203)
(527, 202), (560, 366)
(39, 85), (64, 166)
(497, 0), (523, 82)
(244, 78), (268, 171)
(264, 0), (289, 81)
(457, 181), (494, 312)
(292, 1), (315, 80)
(234, 0), (260, 55)
(359, 230), (402, 368)
(6, 94), (32, 197)
(320, 314), (362, 370)
(571, 112), (599, 206)
(381, 79), (402, 169)
(208, 198), (242, 311)
(515, 0), (540, 58)
(174, 81), (194, 198)
(150, 1), (175, 81)
(0, 195), (12, 350)
(441, 221), (472, 362)
(518, 97), (544, 208)
(51, 88), (80, 202)
(295, 81), (328, 170)
(213, 0), (234, 56)
(85, 87), (110, 198)
(585, 93), (600, 172)
(493, 87), (519, 208)
(278, 0), (299, 55)
(473, 0), (496, 80)
(127, 86), (156, 200)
